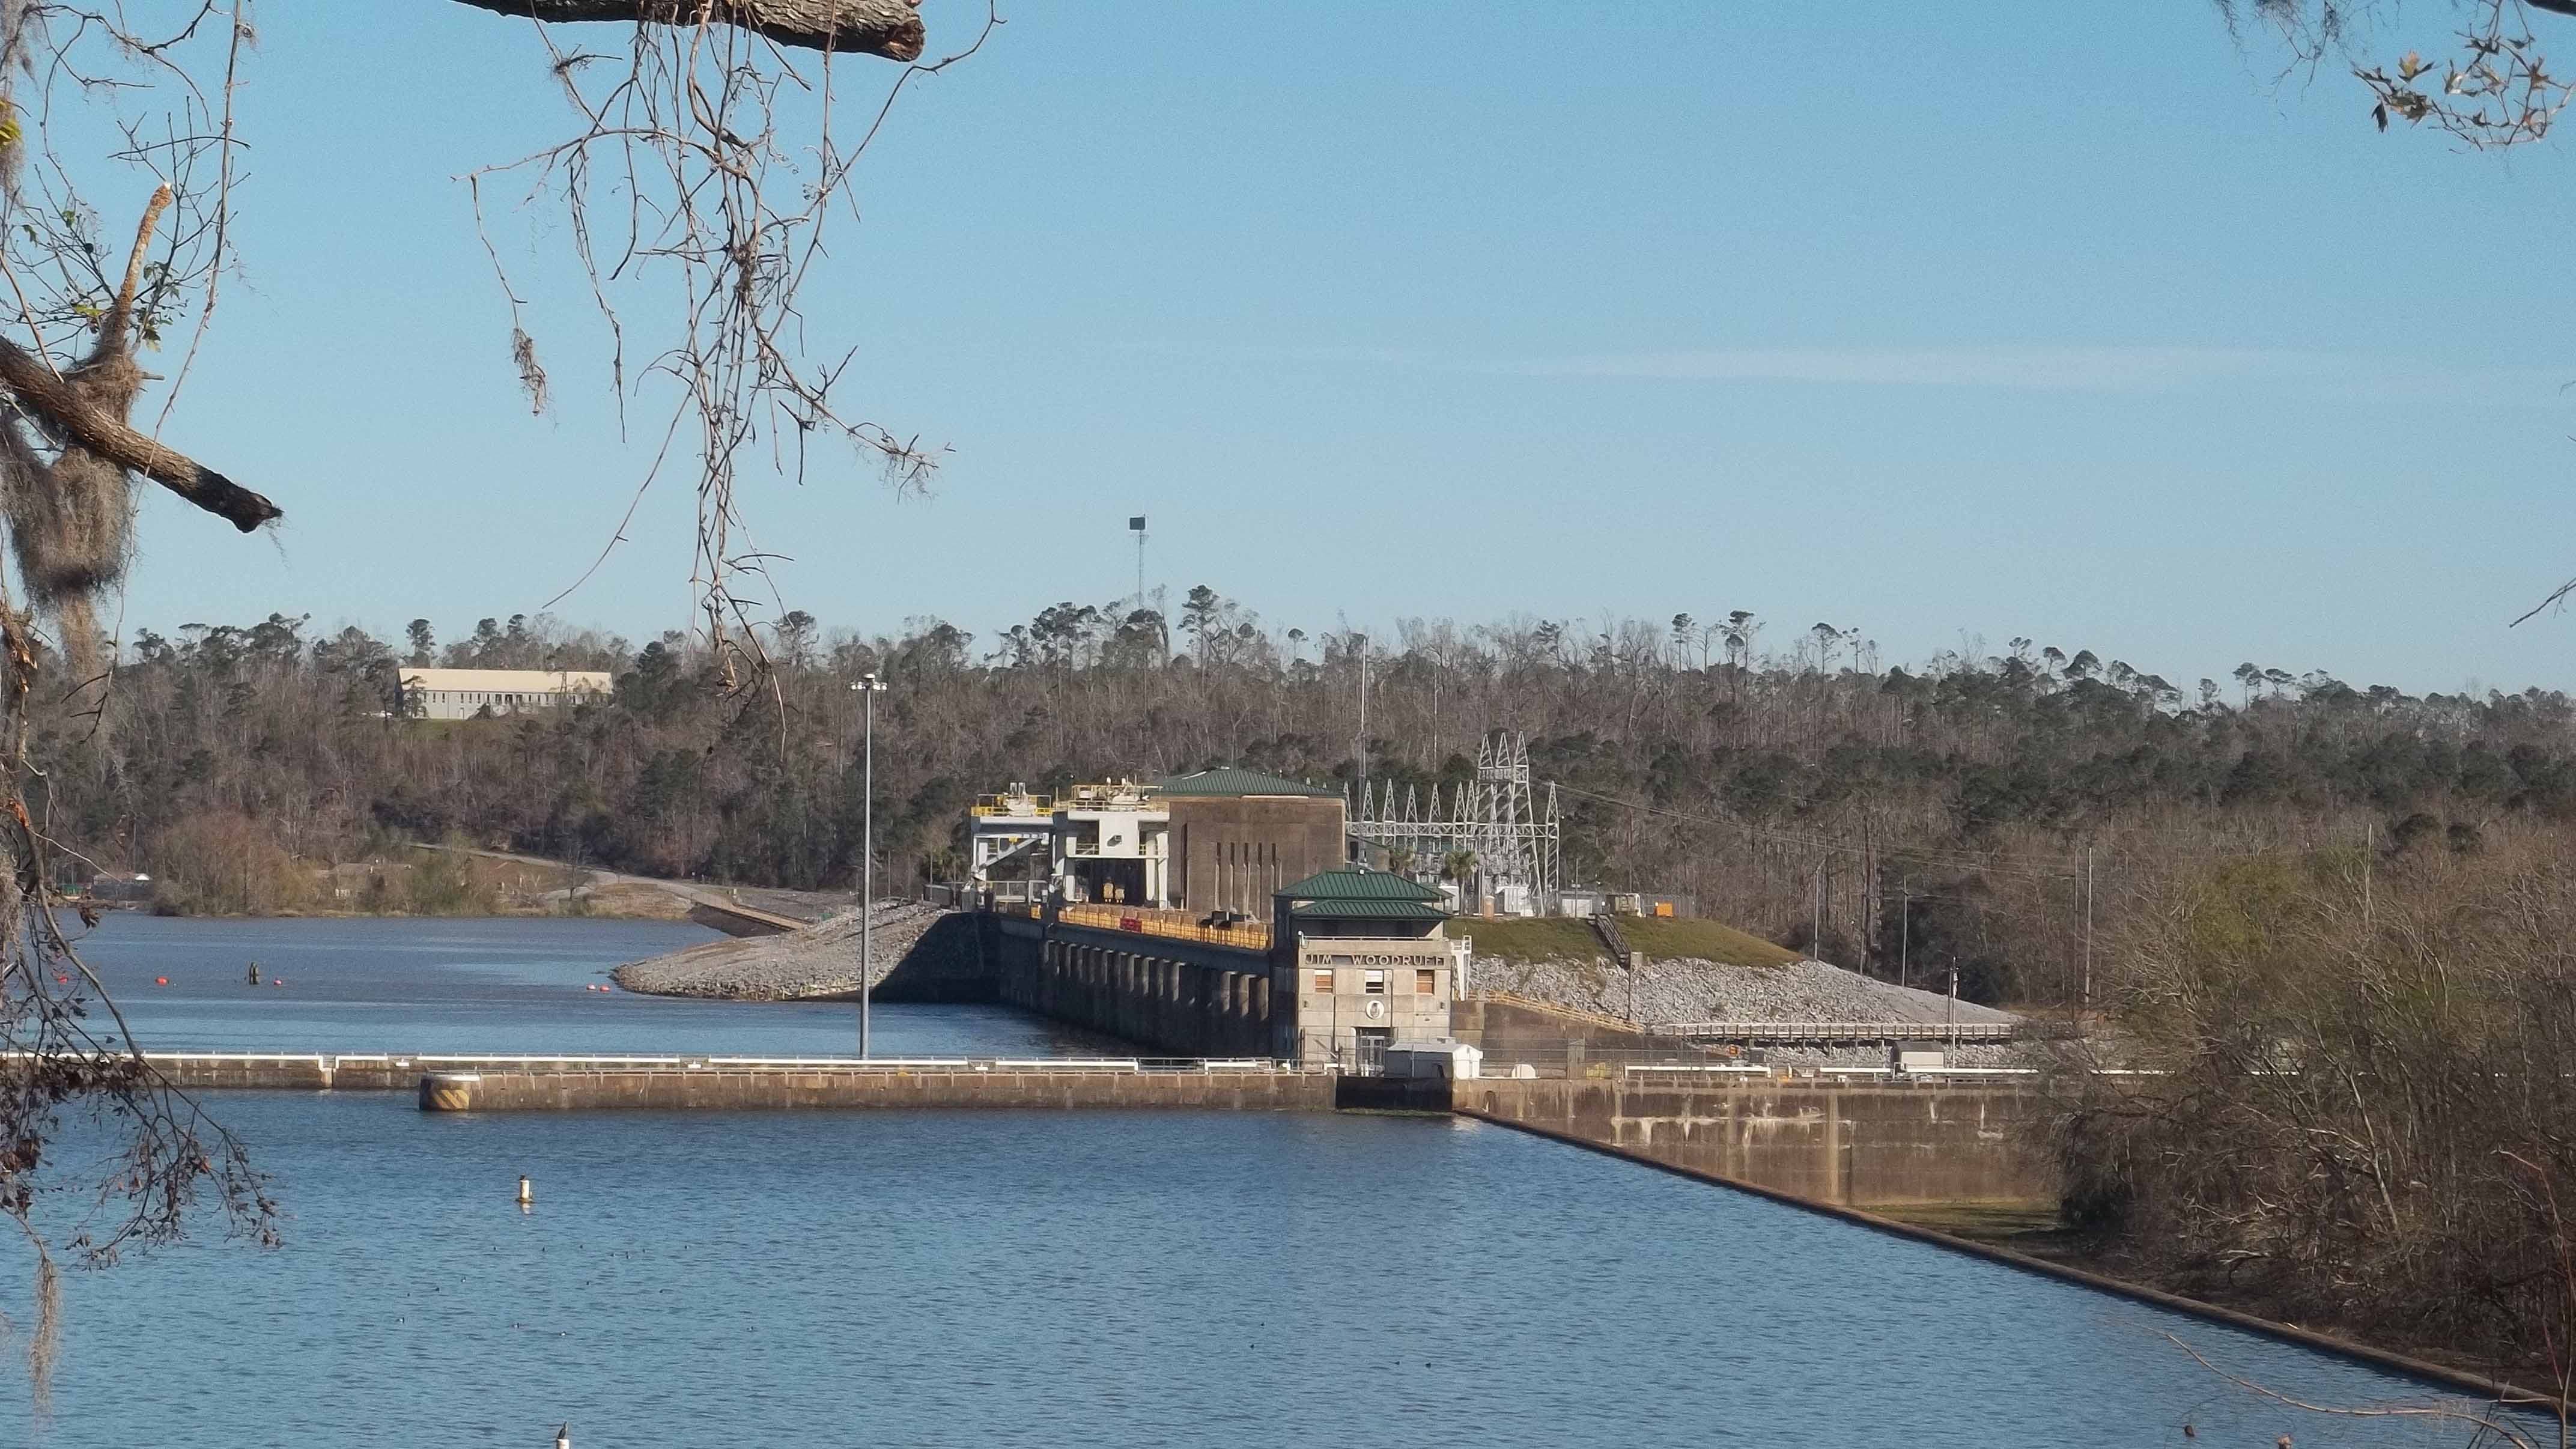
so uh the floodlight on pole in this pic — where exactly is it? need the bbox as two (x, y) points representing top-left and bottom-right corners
(1128, 515), (1147, 610)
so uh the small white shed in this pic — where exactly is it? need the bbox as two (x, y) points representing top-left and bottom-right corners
(1382, 1040), (1484, 1081)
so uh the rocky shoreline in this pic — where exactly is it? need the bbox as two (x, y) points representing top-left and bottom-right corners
(1472, 952), (2028, 1065)
(613, 901), (951, 1000)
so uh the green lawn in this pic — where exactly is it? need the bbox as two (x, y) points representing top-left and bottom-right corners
(1444, 916), (1603, 961)
(1447, 913), (1797, 969)
(1620, 915), (1800, 968)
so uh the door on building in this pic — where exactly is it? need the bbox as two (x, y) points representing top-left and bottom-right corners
(1353, 1027), (1393, 1075)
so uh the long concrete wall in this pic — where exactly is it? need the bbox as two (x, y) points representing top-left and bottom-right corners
(992, 922), (1275, 1058)
(421, 1068), (1328, 1112)
(149, 1054), (409, 1090)
(1460, 1077), (2055, 1209)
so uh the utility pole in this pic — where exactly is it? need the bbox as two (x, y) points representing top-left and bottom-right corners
(2364, 819), (2374, 928)
(1128, 515), (1147, 609)
(1811, 856), (1825, 964)
(1898, 873), (1911, 992)
(1128, 515), (1155, 662)
(852, 672), (888, 1059)
(2081, 848), (2094, 1012)
(1353, 652), (1369, 862)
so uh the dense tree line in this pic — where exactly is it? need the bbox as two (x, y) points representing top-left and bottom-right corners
(2059, 830), (2576, 1390)
(35, 597), (2576, 1006)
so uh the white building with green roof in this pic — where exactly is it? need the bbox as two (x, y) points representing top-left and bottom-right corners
(1271, 863), (1468, 1067)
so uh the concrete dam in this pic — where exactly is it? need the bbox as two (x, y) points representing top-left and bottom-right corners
(145, 888), (2056, 1215)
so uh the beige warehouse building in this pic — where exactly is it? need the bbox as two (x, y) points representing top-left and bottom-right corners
(398, 667), (613, 721)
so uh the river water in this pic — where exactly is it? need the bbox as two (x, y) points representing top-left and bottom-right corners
(1, 917), (2519, 1446)
(67, 912), (1101, 1057)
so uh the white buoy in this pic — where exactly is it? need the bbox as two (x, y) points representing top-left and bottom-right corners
(555, 1424), (571, 1449)
(517, 1174), (533, 1206)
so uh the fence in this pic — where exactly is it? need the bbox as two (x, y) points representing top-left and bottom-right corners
(130, 1051), (1307, 1075)
(1648, 1020), (2022, 1044)
(1443, 1042), (2041, 1084)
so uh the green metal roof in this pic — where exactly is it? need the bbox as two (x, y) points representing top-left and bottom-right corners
(1153, 767), (1340, 799)
(1290, 898), (1449, 922)
(1274, 863), (1447, 903)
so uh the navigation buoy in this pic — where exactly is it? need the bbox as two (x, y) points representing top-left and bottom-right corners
(517, 1174), (533, 1206)
(555, 1423), (571, 1449)
(153, 976), (167, 985)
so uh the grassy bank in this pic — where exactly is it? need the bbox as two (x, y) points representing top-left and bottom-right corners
(1448, 914), (1799, 968)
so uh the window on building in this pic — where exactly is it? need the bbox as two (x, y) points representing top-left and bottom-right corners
(1311, 970), (1334, 994)
(1364, 969), (1385, 995)
(1415, 968), (1436, 995)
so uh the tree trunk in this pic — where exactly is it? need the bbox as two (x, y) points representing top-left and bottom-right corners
(448, 0), (926, 58)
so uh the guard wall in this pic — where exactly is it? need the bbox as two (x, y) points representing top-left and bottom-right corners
(420, 1067), (1328, 1111)
(1460, 1077), (2055, 1209)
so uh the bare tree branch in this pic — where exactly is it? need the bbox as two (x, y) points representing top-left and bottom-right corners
(0, 338), (276, 532)
(448, 0), (928, 58)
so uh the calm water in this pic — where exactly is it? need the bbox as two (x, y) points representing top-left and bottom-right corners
(0, 918), (2519, 1445)
(66, 913), (1103, 1057)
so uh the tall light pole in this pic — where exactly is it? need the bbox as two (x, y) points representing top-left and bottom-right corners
(852, 672), (887, 1059)
(1128, 515), (1147, 609)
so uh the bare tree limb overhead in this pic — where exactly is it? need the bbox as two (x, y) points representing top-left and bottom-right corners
(0, 339), (278, 534)
(449, 0), (928, 58)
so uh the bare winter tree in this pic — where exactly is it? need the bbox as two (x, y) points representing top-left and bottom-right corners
(462, 0), (987, 684)
(0, 0), (970, 1396)
(2228, 1), (2576, 145)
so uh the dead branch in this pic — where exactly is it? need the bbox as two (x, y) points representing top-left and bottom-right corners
(102, 184), (174, 357)
(448, 0), (928, 59)
(0, 336), (275, 532)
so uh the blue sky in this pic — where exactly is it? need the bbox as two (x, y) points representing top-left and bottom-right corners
(101, 1), (2576, 691)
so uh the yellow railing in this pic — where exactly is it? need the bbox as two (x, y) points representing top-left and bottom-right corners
(970, 797), (1054, 817)
(1056, 902), (1273, 952)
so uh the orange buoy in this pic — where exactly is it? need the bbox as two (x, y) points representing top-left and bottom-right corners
(270, 979), (282, 987)
(154, 976), (168, 985)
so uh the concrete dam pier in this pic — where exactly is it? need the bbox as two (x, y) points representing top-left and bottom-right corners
(1457, 1076), (2053, 1210)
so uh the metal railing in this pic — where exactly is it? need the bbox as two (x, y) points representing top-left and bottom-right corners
(1056, 902), (1274, 952)
(1810, 1064), (2038, 1082)
(970, 795), (1055, 816)
(1650, 1020), (2021, 1043)
(134, 1051), (1302, 1075)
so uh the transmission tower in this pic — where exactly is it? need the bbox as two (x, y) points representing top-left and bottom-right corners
(1346, 731), (1560, 912)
